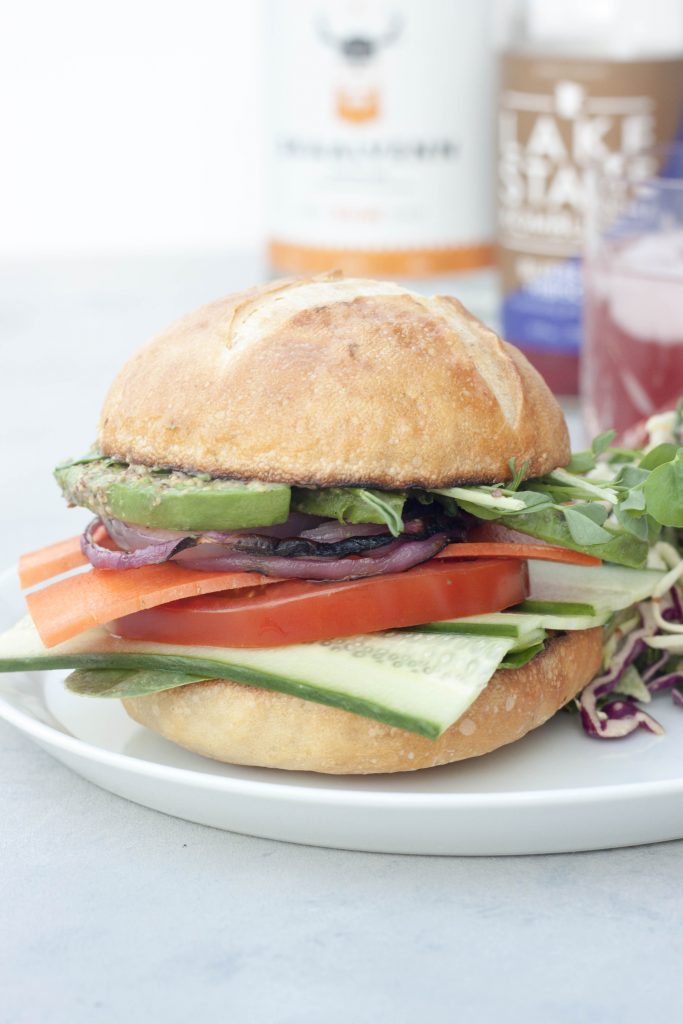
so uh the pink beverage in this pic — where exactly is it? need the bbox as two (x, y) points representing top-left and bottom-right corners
(497, 0), (683, 398)
(583, 231), (683, 436)
(582, 144), (683, 436)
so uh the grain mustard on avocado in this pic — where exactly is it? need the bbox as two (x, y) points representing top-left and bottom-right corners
(54, 456), (291, 531)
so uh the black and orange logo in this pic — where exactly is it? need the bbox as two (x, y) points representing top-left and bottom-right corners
(316, 11), (402, 124)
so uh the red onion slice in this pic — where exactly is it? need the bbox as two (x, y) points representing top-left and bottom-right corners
(298, 521), (390, 543)
(81, 519), (194, 570)
(103, 514), (325, 550)
(174, 534), (449, 580)
(297, 518), (427, 543)
(83, 518), (449, 580)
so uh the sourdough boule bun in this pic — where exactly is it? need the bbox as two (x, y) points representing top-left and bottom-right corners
(123, 629), (602, 774)
(98, 272), (569, 487)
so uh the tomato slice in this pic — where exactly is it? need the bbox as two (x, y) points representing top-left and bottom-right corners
(107, 557), (528, 648)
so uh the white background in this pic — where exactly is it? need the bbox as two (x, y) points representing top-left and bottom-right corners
(0, 0), (264, 257)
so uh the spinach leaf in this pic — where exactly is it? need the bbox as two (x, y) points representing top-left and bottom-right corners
(502, 508), (649, 568)
(642, 450), (683, 527)
(592, 430), (617, 456)
(639, 443), (679, 471)
(499, 643), (546, 670)
(292, 487), (406, 536)
(563, 507), (615, 546)
(66, 667), (210, 698)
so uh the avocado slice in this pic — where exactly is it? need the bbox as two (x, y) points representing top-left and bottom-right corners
(292, 486), (406, 535)
(55, 457), (291, 530)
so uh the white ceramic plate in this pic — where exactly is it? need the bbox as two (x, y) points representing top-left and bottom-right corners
(1, 565), (682, 855)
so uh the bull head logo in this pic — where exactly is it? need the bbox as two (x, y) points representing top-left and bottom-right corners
(316, 11), (403, 124)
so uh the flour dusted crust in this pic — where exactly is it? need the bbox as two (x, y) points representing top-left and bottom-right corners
(98, 273), (569, 487)
(122, 630), (602, 775)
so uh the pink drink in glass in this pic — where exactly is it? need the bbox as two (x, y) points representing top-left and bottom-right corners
(583, 231), (683, 435)
(582, 145), (683, 436)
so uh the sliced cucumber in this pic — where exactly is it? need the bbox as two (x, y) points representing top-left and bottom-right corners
(0, 617), (516, 739)
(517, 599), (599, 617)
(512, 602), (611, 631)
(409, 611), (544, 640)
(408, 602), (610, 644)
(409, 615), (546, 651)
(527, 561), (664, 614)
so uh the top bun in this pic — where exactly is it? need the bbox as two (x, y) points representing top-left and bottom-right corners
(98, 273), (569, 488)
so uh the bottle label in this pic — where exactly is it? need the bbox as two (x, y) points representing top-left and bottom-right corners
(498, 54), (683, 356)
(267, 0), (493, 272)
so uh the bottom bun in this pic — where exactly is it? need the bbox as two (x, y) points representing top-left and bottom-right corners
(122, 629), (603, 774)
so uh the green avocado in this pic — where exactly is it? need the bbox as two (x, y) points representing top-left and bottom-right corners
(54, 456), (291, 530)
(292, 486), (406, 535)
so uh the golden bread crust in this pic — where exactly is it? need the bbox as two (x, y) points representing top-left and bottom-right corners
(122, 629), (603, 774)
(98, 274), (569, 487)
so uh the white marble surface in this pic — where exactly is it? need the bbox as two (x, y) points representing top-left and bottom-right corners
(0, 253), (680, 1023)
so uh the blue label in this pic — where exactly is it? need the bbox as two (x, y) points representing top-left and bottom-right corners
(502, 257), (582, 356)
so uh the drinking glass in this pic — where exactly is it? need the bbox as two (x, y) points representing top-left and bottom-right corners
(582, 144), (683, 436)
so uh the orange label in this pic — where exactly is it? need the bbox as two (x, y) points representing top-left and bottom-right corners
(268, 241), (494, 277)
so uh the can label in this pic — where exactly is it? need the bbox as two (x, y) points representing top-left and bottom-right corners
(498, 54), (683, 355)
(267, 0), (493, 272)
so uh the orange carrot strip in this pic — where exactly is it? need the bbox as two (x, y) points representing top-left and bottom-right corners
(435, 543), (601, 567)
(19, 536), (88, 589)
(26, 563), (282, 648)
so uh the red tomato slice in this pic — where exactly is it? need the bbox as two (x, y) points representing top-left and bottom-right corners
(107, 557), (529, 648)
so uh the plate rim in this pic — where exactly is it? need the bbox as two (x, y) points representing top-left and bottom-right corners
(1, 681), (682, 809)
(2, 564), (683, 811)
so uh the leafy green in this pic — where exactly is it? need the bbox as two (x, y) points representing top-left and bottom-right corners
(639, 443), (678, 471)
(566, 450), (597, 474)
(544, 468), (619, 504)
(675, 398), (683, 436)
(614, 465), (649, 489)
(613, 665), (651, 704)
(569, 502), (609, 526)
(507, 458), (529, 492)
(431, 485), (552, 523)
(55, 451), (113, 470)
(432, 486), (527, 514)
(499, 642), (545, 670)
(501, 508), (649, 567)
(592, 430), (617, 456)
(66, 667), (210, 698)
(614, 503), (650, 541)
(352, 489), (405, 536)
(563, 507), (614, 546)
(616, 487), (646, 513)
(642, 450), (683, 528)
(428, 422), (681, 564)
(292, 486), (406, 536)
(565, 433), (614, 474)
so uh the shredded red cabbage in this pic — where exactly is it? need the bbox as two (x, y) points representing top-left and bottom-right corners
(647, 671), (683, 695)
(578, 585), (683, 739)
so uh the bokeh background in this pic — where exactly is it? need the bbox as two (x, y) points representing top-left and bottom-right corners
(0, 1), (263, 258)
